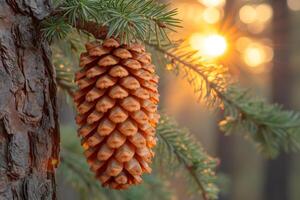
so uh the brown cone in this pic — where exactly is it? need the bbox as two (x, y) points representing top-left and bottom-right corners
(74, 38), (159, 189)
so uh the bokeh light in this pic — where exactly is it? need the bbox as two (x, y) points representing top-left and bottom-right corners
(242, 42), (273, 68)
(202, 35), (227, 57)
(236, 37), (252, 52)
(263, 45), (274, 62)
(190, 33), (227, 58)
(200, 0), (226, 7)
(175, 3), (204, 27)
(244, 46), (264, 67)
(256, 4), (273, 23)
(202, 7), (222, 24)
(288, 0), (300, 11)
(247, 22), (265, 34)
(239, 5), (257, 24)
(239, 4), (273, 25)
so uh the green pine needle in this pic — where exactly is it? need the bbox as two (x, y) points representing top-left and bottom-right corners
(148, 42), (300, 158)
(41, 17), (72, 42)
(219, 86), (300, 157)
(43, 0), (180, 43)
(156, 115), (219, 200)
(60, 0), (100, 25)
(147, 42), (230, 107)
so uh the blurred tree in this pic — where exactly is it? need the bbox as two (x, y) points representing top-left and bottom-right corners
(264, 0), (292, 200)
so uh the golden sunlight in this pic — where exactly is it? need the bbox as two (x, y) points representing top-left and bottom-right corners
(241, 40), (273, 68)
(200, 0), (226, 7)
(190, 33), (227, 58)
(239, 5), (257, 24)
(243, 46), (265, 67)
(256, 4), (273, 23)
(239, 4), (272, 25)
(202, 7), (222, 24)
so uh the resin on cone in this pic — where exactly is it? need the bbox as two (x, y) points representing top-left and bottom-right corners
(74, 38), (159, 189)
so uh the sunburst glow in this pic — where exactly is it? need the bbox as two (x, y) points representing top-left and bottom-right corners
(190, 33), (227, 58)
(202, 7), (222, 24)
(200, 0), (226, 7)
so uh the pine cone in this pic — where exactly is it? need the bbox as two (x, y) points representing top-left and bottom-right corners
(74, 38), (160, 189)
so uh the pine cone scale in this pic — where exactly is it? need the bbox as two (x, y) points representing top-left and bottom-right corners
(74, 38), (159, 189)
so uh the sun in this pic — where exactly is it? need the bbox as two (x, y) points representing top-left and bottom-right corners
(190, 33), (228, 59)
(202, 35), (227, 57)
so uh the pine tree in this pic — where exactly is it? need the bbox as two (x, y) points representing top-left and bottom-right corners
(1, 0), (300, 199)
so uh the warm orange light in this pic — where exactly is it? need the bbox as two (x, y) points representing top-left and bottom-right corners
(288, 0), (300, 11)
(239, 4), (273, 26)
(240, 40), (273, 68)
(256, 4), (273, 23)
(51, 159), (59, 166)
(248, 23), (265, 34)
(236, 37), (251, 52)
(202, 7), (221, 24)
(244, 46), (264, 67)
(243, 43), (273, 68)
(239, 5), (257, 24)
(200, 0), (226, 7)
(190, 33), (227, 58)
(176, 3), (204, 26)
(166, 64), (174, 71)
(263, 46), (274, 62)
(82, 142), (89, 150)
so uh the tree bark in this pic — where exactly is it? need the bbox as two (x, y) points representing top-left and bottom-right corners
(264, 0), (292, 200)
(0, 0), (59, 199)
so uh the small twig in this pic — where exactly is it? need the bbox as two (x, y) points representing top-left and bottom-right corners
(59, 16), (167, 40)
(75, 20), (109, 39)
(158, 133), (211, 200)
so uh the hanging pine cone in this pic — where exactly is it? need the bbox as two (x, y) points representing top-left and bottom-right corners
(74, 38), (160, 189)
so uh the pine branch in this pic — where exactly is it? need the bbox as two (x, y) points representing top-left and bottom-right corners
(147, 42), (230, 107)
(156, 115), (219, 200)
(147, 43), (300, 157)
(59, 116), (218, 199)
(41, 17), (72, 42)
(219, 86), (300, 157)
(44, 0), (180, 43)
(54, 58), (220, 198)
(75, 20), (109, 39)
(51, 14), (300, 158)
(45, 0), (300, 198)
(53, 37), (217, 198)
(52, 33), (85, 97)
(56, 65), (76, 96)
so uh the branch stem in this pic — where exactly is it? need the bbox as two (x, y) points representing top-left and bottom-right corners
(158, 132), (211, 200)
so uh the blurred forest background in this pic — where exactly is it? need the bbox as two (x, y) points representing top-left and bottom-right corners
(56, 0), (300, 199)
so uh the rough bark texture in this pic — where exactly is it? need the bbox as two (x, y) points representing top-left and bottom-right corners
(264, 0), (292, 200)
(0, 0), (59, 199)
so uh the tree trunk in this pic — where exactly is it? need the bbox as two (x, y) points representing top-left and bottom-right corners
(0, 0), (59, 199)
(264, 0), (292, 200)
